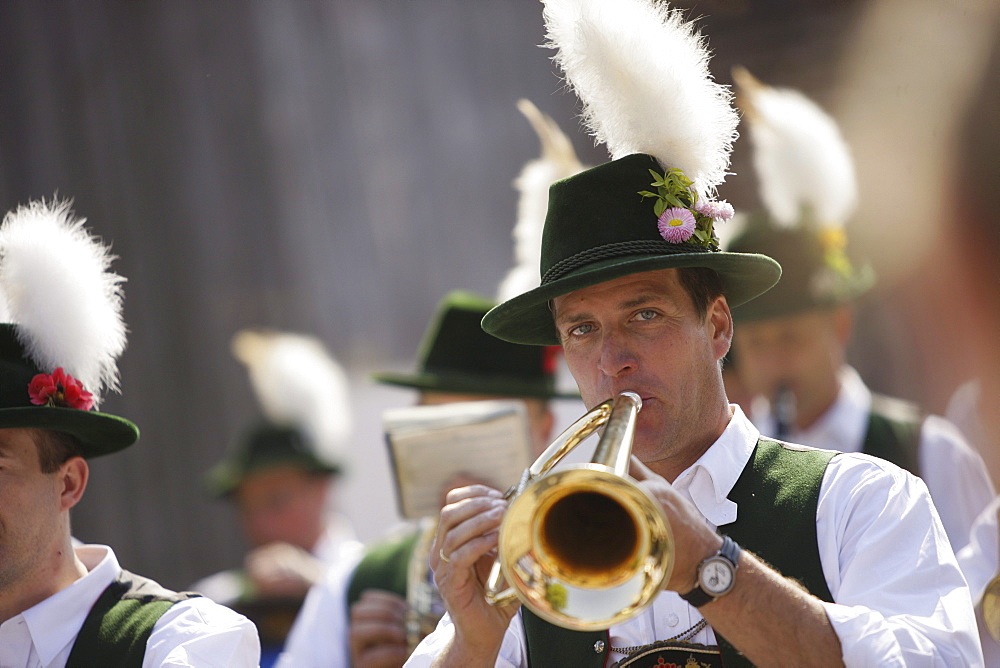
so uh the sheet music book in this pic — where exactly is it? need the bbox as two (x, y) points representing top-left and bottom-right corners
(383, 399), (532, 519)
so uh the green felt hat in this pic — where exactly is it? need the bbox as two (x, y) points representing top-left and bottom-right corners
(482, 154), (782, 345)
(0, 199), (138, 457)
(373, 290), (572, 399)
(0, 324), (138, 457)
(727, 216), (874, 322)
(205, 422), (341, 498)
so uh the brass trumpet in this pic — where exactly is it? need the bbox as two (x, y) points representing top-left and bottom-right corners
(484, 392), (674, 631)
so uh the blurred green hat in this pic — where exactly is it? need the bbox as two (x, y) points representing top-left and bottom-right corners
(0, 200), (138, 457)
(205, 422), (341, 498)
(727, 216), (874, 322)
(206, 329), (350, 498)
(726, 68), (874, 322)
(373, 290), (572, 399)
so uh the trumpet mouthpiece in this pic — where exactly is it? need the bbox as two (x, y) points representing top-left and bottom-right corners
(620, 391), (642, 413)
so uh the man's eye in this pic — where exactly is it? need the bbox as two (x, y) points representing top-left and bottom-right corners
(568, 323), (593, 337)
(635, 309), (658, 321)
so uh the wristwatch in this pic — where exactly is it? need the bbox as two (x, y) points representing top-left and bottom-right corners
(680, 535), (741, 608)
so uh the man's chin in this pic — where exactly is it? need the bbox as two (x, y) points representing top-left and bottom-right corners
(629, 429), (664, 462)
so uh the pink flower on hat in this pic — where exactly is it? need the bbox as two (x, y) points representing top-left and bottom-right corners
(657, 207), (697, 243)
(694, 199), (734, 221)
(28, 367), (94, 411)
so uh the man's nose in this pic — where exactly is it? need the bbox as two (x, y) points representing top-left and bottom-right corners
(597, 330), (638, 377)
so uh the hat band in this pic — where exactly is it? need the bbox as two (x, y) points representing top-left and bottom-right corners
(541, 239), (714, 285)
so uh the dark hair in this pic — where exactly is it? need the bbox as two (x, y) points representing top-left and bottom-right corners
(34, 429), (84, 473)
(678, 266), (724, 318)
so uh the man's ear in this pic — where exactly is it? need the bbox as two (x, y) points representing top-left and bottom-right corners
(58, 456), (89, 511)
(708, 295), (734, 362)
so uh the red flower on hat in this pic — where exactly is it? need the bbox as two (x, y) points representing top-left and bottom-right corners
(28, 367), (94, 411)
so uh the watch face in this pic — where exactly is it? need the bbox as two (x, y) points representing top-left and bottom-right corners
(700, 556), (735, 596)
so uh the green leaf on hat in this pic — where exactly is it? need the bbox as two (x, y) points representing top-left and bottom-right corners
(662, 192), (684, 209)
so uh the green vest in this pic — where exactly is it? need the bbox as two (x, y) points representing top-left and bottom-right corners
(347, 529), (423, 607)
(66, 570), (199, 668)
(863, 394), (922, 477)
(524, 438), (836, 668)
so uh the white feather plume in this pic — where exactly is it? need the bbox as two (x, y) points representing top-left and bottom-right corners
(231, 329), (351, 463)
(0, 199), (126, 405)
(497, 99), (587, 302)
(733, 67), (857, 229)
(542, 0), (739, 196)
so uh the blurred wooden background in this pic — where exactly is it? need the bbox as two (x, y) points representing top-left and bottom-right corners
(0, 0), (995, 591)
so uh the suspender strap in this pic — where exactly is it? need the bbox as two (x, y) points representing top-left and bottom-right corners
(523, 608), (609, 668)
(717, 438), (836, 667)
(67, 569), (199, 668)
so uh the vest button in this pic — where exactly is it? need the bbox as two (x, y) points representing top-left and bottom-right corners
(667, 613), (679, 627)
(593, 640), (605, 653)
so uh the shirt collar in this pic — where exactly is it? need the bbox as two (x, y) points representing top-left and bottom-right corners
(21, 544), (119, 666)
(672, 405), (758, 527)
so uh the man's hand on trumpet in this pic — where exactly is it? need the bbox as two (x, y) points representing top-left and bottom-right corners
(628, 456), (724, 596)
(430, 484), (518, 665)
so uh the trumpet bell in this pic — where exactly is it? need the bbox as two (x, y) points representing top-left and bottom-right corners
(498, 463), (674, 630)
(484, 392), (674, 631)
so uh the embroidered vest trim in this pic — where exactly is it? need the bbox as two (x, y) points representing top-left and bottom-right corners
(717, 438), (836, 666)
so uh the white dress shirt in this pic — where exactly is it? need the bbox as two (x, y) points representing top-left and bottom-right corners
(958, 496), (1000, 667)
(0, 545), (260, 668)
(751, 366), (995, 552)
(405, 406), (983, 667)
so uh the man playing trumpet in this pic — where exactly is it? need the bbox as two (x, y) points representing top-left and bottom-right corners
(405, 0), (981, 665)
